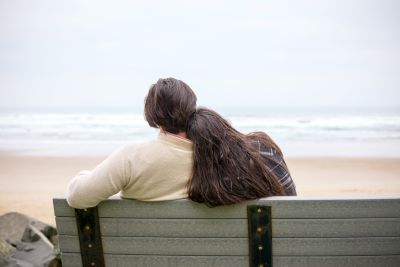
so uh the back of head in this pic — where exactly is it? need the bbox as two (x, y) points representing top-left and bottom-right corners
(144, 78), (197, 134)
(187, 108), (285, 206)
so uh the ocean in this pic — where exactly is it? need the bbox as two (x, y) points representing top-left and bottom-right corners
(1, 108), (399, 157)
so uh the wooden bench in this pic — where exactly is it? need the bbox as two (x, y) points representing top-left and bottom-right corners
(53, 196), (400, 267)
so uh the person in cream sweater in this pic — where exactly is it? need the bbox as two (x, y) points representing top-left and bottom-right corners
(67, 78), (197, 208)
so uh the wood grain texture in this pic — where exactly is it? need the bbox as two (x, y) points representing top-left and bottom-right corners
(61, 253), (248, 267)
(56, 217), (248, 237)
(258, 197), (400, 218)
(53, 196), (400, 218)
(54, 197), (247, 218)
(56, 217), (400, 238)
(273, 237), (400, 256)
(273, 217), (400, 237)
(58, 235), (400, 256)
(59, 235), (248, 255)
(60, 253), (400, 267)
(275, 255), (400, 267)
(55, 196), (400, 267)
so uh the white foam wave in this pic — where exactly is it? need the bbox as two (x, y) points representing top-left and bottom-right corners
(0, 112), (399, 156)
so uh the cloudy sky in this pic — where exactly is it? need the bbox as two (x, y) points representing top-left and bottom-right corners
(0, 0), (399, 112)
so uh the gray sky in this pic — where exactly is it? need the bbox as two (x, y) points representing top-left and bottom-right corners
(0, 0), (399, 111)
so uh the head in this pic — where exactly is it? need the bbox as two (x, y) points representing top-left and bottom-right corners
(187, 108), (286, 206)
(144, 78), (197, 134)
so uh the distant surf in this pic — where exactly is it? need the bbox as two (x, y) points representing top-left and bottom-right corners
(0, 109), (399, 157)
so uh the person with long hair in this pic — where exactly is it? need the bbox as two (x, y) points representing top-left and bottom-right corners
(187, 107), (296, 207)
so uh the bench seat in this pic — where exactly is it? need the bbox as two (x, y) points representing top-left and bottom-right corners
(53, 196), (400, 267)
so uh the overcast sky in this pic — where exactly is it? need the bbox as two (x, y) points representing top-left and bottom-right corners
(0, 0), (399, 112)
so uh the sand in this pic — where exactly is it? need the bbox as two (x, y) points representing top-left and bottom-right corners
(0, 154), (399, 226)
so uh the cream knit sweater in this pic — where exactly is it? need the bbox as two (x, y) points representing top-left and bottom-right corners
(66, 133), (193, 208)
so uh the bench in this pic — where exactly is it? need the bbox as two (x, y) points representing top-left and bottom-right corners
(53, 196), (400, 267)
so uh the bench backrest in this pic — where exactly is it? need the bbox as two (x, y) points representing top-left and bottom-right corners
(53, 196), (400, 267)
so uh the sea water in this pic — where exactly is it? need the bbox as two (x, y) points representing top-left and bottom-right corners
(0, 107), (399, 157)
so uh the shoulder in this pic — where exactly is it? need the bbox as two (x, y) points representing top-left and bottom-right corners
(246, 131), (284, 158)
(106, 140), (158, 163)
(247, 132), (273, 152)
(116, 138), (178, 160)
(112, 142), (141, 156)
(118, 138), (164, 152)
(247, 131), (270, 139)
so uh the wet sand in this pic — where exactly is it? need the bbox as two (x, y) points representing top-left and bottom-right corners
(0, 154), (399, 226)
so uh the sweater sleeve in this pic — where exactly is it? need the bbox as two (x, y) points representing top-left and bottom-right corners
(66, 146), (132, 208)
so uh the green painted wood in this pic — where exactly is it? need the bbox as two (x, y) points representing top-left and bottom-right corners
(258, 197), (400, 219)
(54, 197), (247, 218)
(55, 196), (400, 266)
(274, 218), (400, 237)
(60, 253), (248, 267)
(61, 253), (400, 267)
(273, 237), (400, 256)
(275, 255), (400, 267)
(56, 217), (248, 237)
(58, 235), (400, 256)
(56, 217), (400, 238)
(53, 197), (400, 218)
(60, 252), (81, 267)
(59, 235), (248, 255)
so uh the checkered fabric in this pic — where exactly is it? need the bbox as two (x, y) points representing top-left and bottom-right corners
(252, 140), (297, 196)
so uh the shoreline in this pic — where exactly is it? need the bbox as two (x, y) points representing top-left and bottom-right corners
(1, 153), (399, 226)
(2, 138), (400, 158)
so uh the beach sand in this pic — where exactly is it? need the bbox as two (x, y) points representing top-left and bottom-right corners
(0, 153), (399, 226)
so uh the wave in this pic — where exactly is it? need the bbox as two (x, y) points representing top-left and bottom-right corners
(0, 112), (399, 142)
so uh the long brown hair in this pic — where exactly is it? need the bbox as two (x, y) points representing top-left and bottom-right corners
(187, 108), (286, 206)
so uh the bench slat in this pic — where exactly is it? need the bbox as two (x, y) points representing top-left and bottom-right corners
(56, 217), (400, 238)
(53, 197), (400, 218)
(273, 217), (400, 238)
(56, 217), (247, 237)
(61, 253), (248, 267)
(58, 235), (400, 256)
(53, 198), (246, 218)
(59, 236), (248, 255)
(275, 255), (400, 267)
(60, 253), (400, 267)
(274, 237), (400, 256)
(258, 197), (400, 218)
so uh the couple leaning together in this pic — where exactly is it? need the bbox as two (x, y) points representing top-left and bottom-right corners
(67, 78), (296, 209)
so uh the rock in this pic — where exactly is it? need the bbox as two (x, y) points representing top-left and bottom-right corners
(0, 239), (16, 264)
(0, 212), (61, 267)
(0, 212), (31, 243)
